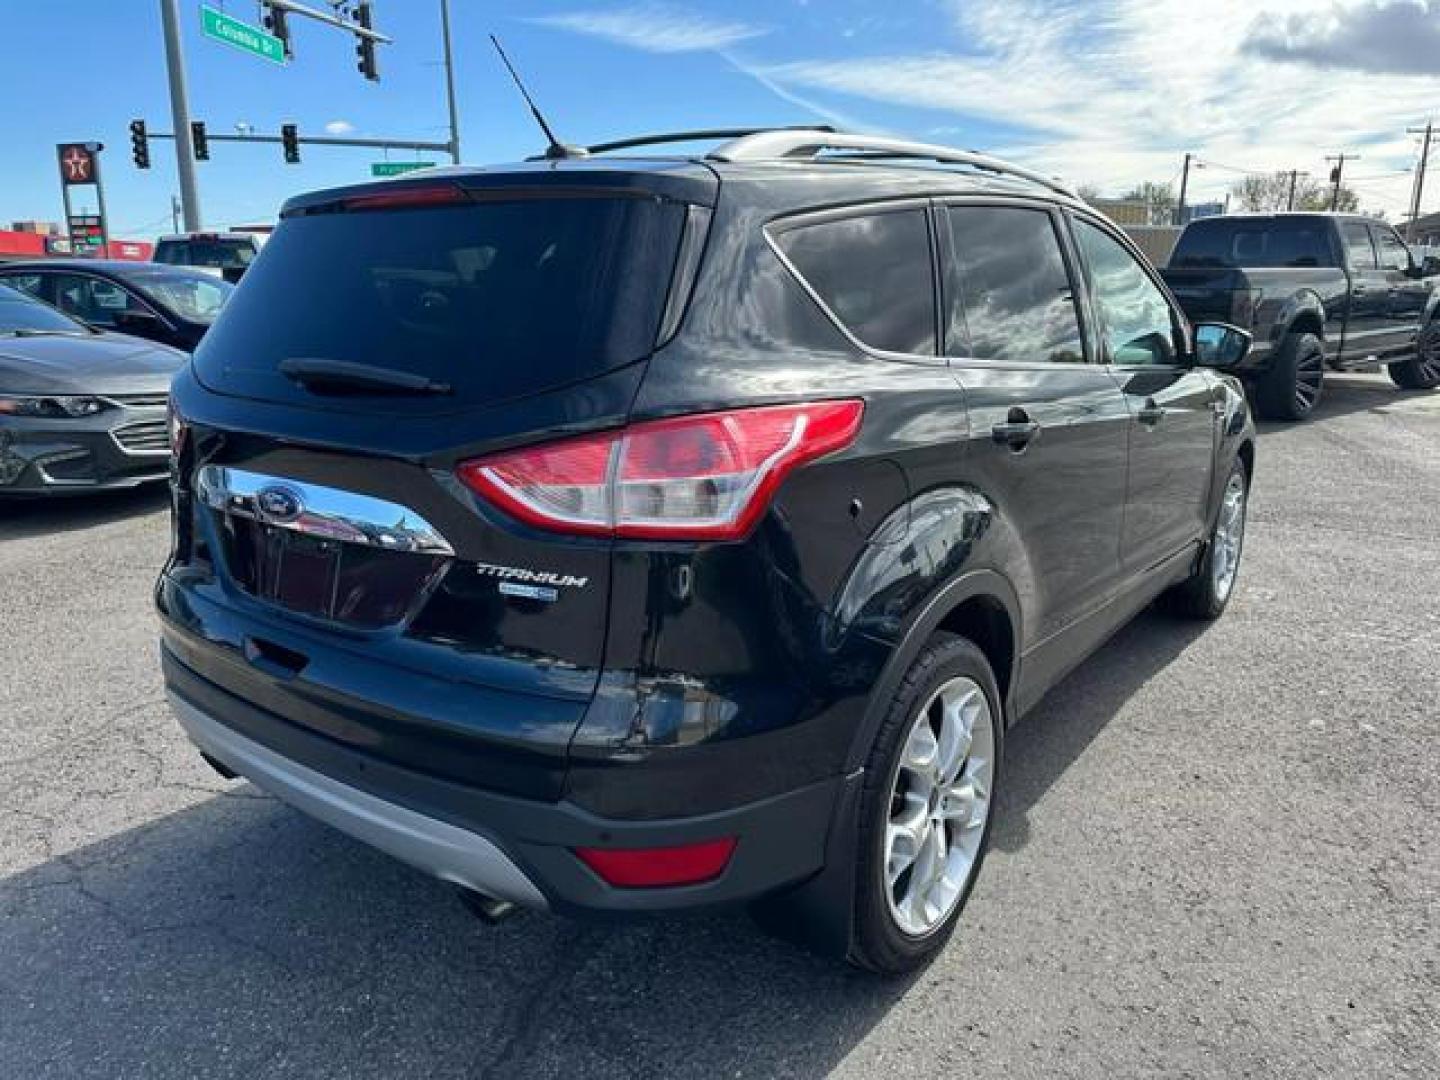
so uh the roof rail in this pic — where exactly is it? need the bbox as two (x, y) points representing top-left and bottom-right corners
(583, 125), (835, 157)
(706, 129), (1078, 198)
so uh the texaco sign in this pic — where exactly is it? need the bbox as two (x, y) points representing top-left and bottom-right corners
(57, 143), (98, 186)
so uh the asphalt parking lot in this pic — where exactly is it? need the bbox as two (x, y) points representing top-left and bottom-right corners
(1, 373), (1436, 1079)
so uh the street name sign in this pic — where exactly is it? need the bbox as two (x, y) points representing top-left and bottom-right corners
(371, 162), (432, 177)
(201, 5), (286, 65)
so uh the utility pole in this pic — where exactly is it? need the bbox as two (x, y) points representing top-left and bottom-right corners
(170, 194), (181, 233)
(1325, 152), (1357, 212)
(159, 0), (202, 230)
(1175, 152), (1192, 227)
(1286, 169), (1299, 211)
(440, 0), (461, 163)
(1405, 121), (1432, 243)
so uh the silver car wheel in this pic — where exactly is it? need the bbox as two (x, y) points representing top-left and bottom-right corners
(884, 676), (996, 938)
(1211, 470), (1247, 603)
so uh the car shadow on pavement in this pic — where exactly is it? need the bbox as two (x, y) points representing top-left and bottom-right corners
(0, 608), (1208, 1079)
(0, 483), (169, 541)
(989, 608), (1208, 854)
(0, 780), (910, 1078)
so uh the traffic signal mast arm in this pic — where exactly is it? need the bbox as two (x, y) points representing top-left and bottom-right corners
(128, 122), (451, 166)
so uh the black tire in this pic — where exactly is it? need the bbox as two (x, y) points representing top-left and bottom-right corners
(848, 633), (1002, 975)
(1254, 331), (1324, 421)
(1388, 322), (1440, 390)
(1164, 457), (1249, 620)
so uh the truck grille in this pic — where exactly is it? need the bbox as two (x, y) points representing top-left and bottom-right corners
(113, 419), (170, 454)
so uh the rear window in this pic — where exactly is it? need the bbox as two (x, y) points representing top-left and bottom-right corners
(155, 238), (257, 269)
(193, 195), (686, 409)
(1170, 219), (1334, 269)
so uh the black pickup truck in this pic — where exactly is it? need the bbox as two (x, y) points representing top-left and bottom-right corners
(1162, 213), (1440, 420)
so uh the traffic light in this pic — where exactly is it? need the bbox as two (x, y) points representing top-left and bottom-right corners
(191, 121), (209, 162)
(129, 119), (149, 169)
(281, 123), (300, 164)
(355, 2), (378, 81)
(260, 1), (292, 57)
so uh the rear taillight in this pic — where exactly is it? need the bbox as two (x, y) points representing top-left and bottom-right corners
(457, 400), (864, 541)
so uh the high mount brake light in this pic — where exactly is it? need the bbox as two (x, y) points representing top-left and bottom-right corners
(340, 186), (469, 211)
(456, 401), (865, 541)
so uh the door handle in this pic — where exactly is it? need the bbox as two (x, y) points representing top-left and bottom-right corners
(1137, 399), (1166, 426)
(991, 408), (1040, 450)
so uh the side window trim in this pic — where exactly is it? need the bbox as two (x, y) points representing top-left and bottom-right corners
(1067, 210), (1191, 368)
(935, 195), (1096, 368)
(764, 197), (942, 364)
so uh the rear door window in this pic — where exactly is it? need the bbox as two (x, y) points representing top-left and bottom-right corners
(776, 208), (936, 355)
(943, 205), (1085, 364)
(193, 194), (688, 412)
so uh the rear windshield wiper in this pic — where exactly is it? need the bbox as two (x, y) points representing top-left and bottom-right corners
(9, 328), (90, 338)
(277, 357), (452, 396)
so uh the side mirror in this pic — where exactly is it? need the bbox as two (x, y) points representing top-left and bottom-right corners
(1193, 322), (1252, 369)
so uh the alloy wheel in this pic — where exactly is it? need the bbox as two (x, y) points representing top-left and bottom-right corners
(1295, 349), (1324, 414)
(1211, 470), (1247, 602)
(884, 676), (996, 937)
(1418, 328), (1440, 385)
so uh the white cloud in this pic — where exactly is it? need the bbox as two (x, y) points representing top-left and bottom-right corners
(324, 119), (356, 135)
(529, 4), (768, 53)
(758, 0), (1436, 215)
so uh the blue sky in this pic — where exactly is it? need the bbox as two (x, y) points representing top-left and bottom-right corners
(7, 1), (1440, 236)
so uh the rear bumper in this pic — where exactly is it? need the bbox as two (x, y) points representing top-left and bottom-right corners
(163, 645), (841, 915)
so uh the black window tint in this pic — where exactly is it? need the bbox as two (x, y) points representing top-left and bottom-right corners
(1171, 218), (1332, 268)
(193, 197), (686, 411)
(1340, 221), (1377, 268)
(1372, 226), (1410, 271)
(49, 274), (144, 328)
(1075, 219), (1178, 366)
(945, 206), (1084, 364)
(777, 209), (936, 355)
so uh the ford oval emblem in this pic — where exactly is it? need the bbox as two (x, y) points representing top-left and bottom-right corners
(256, 485), (304, 523)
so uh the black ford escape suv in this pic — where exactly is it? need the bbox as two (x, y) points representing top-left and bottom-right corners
(158, 129), (1256, 974)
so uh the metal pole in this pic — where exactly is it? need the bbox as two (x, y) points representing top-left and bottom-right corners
(440, 0), (461, 163)
(1286, 170), (1298, 211)
(1406, 122), (1431, 244)
(1175, 152), (1191, 227)
(92, 150), (112, 255)
(170, 195), (181, 233)
(1329, 153), (1345, 211)
(160, 0), (202, 230)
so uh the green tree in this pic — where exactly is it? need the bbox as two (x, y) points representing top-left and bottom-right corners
(1231, 171), (1359, 212)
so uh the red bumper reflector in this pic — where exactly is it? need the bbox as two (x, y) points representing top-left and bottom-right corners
(573, 838), (738, 888)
